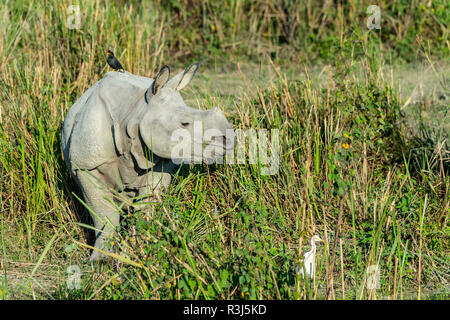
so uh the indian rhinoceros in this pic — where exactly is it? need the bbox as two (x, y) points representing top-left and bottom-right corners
(61, 63), (234, 261)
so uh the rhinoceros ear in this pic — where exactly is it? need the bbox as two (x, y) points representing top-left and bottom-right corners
(165, 62), (199, 91)
(150, 65), (170, 96)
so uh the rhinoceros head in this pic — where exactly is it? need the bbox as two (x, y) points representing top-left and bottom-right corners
(127, 63), (234, 166)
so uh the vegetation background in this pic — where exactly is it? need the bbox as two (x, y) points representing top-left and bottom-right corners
(0, 0), (448, 299)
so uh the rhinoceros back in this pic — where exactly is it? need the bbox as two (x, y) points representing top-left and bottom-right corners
(62, 71), (154, 172)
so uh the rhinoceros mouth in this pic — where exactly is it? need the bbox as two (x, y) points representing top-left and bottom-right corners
(190, 138), (233, 151)
(203, 135), (235, 150)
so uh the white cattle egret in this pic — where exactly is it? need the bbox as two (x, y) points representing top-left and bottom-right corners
(298, 235), (325, 279)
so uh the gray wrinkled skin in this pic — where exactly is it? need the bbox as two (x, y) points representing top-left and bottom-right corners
(61, 63), (234, 261)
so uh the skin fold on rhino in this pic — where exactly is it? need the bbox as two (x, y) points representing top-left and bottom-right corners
(61, 63), (234, 261)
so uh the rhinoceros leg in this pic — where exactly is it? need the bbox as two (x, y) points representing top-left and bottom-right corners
(75, 169), (120, 261)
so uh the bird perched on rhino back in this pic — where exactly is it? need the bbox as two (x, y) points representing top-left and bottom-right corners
(106, 50), (124, 72)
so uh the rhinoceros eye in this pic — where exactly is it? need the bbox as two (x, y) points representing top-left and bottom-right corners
(181, 122), (191, 127)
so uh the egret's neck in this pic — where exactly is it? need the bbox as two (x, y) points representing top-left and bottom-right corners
(310, 238), (316, 251)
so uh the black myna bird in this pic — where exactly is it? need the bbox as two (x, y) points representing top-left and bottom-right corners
(106, 50), (124, 72)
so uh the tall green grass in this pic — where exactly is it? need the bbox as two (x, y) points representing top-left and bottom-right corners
(0, 0), (448, 299)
